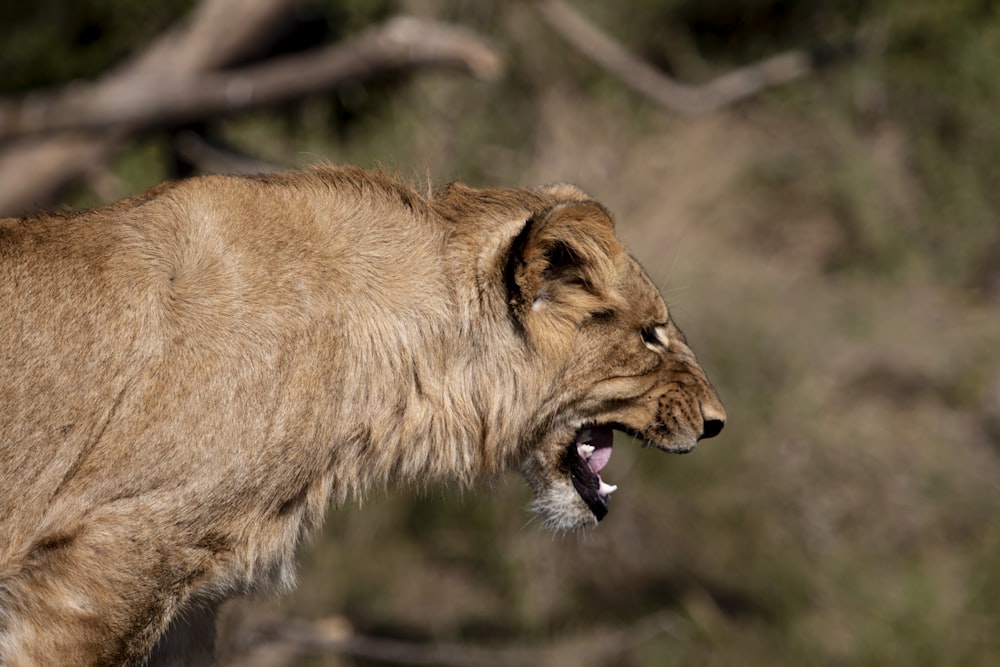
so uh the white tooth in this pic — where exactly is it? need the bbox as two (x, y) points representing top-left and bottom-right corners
(599, 480), (618, 496)
(579, 443), (595, 458)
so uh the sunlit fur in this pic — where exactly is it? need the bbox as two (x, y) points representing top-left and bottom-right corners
(0, 166), (723, 665)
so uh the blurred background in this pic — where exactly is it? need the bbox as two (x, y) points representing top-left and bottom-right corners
(3, 0), (1000, 665)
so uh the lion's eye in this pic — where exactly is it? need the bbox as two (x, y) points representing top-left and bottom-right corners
(641, 325), (664, 349)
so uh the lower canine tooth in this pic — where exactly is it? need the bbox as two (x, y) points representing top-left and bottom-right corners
(599, 481), (618, 496)
(579, 443), (595, 458)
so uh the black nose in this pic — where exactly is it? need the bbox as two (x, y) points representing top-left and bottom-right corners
(700, 417), (725, 440)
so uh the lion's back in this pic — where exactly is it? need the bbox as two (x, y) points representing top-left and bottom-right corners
(0, 167), (447, 564)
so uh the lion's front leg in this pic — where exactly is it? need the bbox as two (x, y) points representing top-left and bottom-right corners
(0, 518), (209, 666)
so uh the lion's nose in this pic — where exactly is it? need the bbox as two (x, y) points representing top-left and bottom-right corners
(701, 417), (724, 440)
(699, 403), (726, 440)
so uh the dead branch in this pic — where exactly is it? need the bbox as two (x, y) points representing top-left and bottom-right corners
(170, 130), (283, 176)
(0, 0), (503, 217)
(0, 0), (301, 216)
(227, 611), (683, 667)
(533, 0), (812, 116)
(129, 0), (303, 76)
(0, 17), (503, 141)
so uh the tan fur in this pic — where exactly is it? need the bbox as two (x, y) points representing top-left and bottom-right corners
(0, 166), (724, 665)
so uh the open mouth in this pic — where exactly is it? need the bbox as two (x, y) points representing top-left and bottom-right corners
(564, 426), (618, 521)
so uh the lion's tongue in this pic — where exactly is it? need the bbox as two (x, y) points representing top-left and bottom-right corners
(589, 445), (612, 474)
(578, 427), (613, 474)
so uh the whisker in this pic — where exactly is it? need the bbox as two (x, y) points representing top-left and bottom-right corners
(657, 231), (690, 293)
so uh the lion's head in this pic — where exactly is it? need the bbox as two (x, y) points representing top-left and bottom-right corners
(502, 189), (726, 530)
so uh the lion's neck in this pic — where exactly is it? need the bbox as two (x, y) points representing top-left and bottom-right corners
(300, 302), (528, 509)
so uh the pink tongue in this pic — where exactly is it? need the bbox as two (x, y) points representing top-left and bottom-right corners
(581, 427), (614, 473)
(589, 446), (612, 474)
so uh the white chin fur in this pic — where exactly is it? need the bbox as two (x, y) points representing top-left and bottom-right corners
(530, 479), (599, 531)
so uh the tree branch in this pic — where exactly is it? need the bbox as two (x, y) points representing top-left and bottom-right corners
(227, 611), (682, 667)
(0, 17), (503, 141)
(0, 0), (503, 217)
(533, 0), (813, 116)
(169, 130), (283, 176)
(0, 0), (301, 216)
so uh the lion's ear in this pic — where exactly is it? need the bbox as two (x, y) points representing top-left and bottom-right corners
(505, 201), (620, 320)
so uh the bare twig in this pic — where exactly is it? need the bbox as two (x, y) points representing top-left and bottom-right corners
(0, 0), (301, 216)
(533, 0), (812, 116)
(0, 17), (503, 141)
(0, 0), (503, 217)
(170, 130), (283, 176)
(228, 611), (684, 667)
(128, 0), (302, 76)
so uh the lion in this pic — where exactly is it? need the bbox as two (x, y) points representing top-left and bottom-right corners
(0, 165), (724, 665)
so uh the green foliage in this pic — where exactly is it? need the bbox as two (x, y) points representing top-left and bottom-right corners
(0, 0), (195, 93)
(877, 0), (1000, 285)
(563, 0), (1000, 289)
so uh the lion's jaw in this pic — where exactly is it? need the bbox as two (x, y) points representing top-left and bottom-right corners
(520, 360), (726, 532)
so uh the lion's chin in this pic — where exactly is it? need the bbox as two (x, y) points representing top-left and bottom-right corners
(525, 426), (620, 531)
(529, 481), (601, 531)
